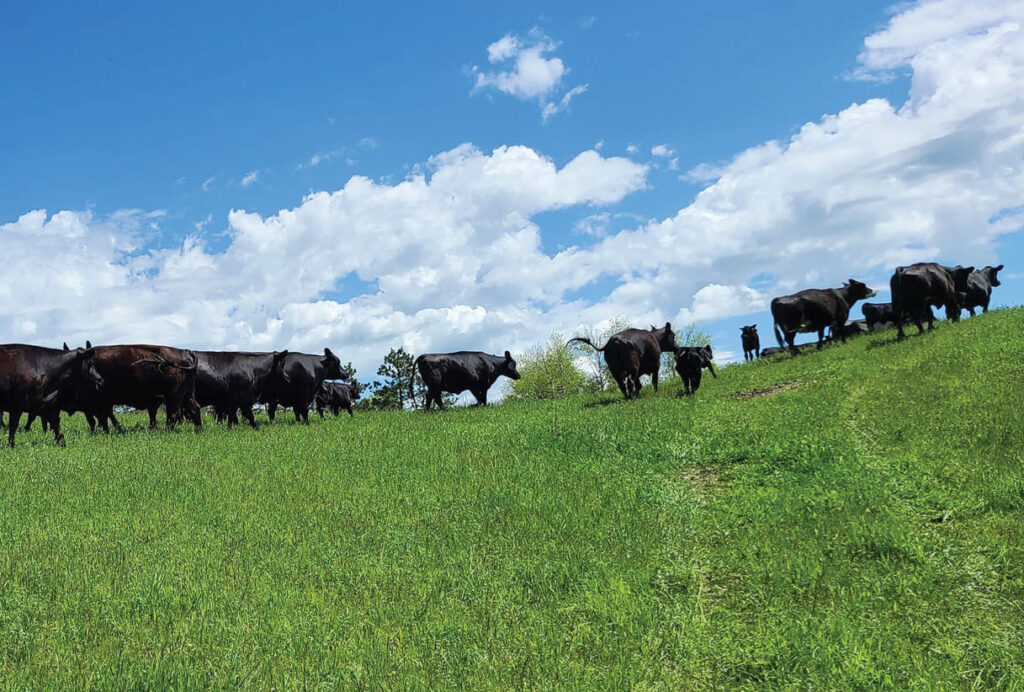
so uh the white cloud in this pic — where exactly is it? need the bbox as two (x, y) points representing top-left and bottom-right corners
(651, 144), (674, 158)
(626, 144), (638, 154)
(473, 29), (586, 120)
(541, 84), (588, 122)
(194, 214), (213, 232)
(202, 176), (215, 192)
(240, 170), (260, 187)
(358, 137), (377, 150)
(4, 0), (1023, 377)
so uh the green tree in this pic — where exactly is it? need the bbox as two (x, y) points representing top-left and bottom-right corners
(568, 316), (631, 392)
(363, 347), (422, 410)
(510, 334), (588, 401)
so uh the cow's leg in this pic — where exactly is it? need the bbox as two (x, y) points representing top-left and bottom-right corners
(85, 412), (97, 433)
(817, 328), (826, 349)
(785, 330), (798, 355)
(982, 297), (989, 314)
(473, 390), (487, 406)
(345, 404), (354, 417)
(434, 390), (446, 411)
(148, 405), (160, 429)
(7, 410), (20, 448)
(49, 413), (64, 447)
(23, 414), (34, 432)
(226, 408), (237, 429)
(267, 402), (277, 423)
(316, 404), (325, 419)
(298, 405), (310, 424)
(613, 372), (629, 400)
(652, 368), (659, 392)
(108, 409), (124, 433)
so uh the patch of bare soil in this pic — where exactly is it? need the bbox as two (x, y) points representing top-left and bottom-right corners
(730, 380), (813, 400)
(680, 467), (721, 489)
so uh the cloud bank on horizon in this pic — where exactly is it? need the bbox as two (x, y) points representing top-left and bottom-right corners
(2, 0), (1023, 375)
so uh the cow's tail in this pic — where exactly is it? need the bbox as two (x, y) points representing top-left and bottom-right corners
(566, 337), (606, 352)
(773, 321), (786, 349)
(891, 267), (905, 333)
(409, 355), (424, 406)
(132, 352), (198, 371)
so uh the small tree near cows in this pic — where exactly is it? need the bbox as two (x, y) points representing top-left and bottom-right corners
(363, 347), (426, 410)
(510, 334), (588, 401)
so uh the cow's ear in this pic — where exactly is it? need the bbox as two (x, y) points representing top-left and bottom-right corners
(965, 266), (975, 274)
(665, 322), (671, 330)
(504, 350), (512, 360)
(63, 342), (69, 351)
(86, 340), (92, 348)
(324, 347), (334, 357)
(996, 264), (1004, 271)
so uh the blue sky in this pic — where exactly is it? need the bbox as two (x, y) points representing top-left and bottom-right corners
(1, 0), (1022, 371)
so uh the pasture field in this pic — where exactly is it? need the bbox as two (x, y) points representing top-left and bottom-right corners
(0, 309), (1022, 687)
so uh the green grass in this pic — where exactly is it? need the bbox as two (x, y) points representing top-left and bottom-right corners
(1, 309), (1022, 687)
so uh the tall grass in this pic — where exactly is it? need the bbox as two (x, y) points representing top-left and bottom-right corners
(0, 309), (1021, 686)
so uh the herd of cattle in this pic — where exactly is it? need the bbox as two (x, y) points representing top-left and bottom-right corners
(0, 262), (1004, 447)
(740, 262), (1004, 360)
(0, 343), (354, 447)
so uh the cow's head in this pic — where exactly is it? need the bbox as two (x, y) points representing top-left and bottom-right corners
(321, 347), (344, 379)
(740, 325), (757, 338)
(701, 345), (716, 378)
(501, 351), (521, 380)
(651, 322), (677, 351)
(945, 265), (974, 291)
(63, 347), (104, 393)
(988, 264), (1004, 287)
(348, 381), (363, 400)
(845, 279), (877, 301)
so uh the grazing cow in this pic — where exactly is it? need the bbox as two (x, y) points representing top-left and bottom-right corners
(961, 264), (1003, 316)
(412, 351), (520, 410)
(832, 319), (870, 340)
(862, 302), (896, 331)
(740, 325), (760, 362)
(890, 263), (973, 339)
(674, 345), (716, 396)
(80, 344), (202, 432)
(569, 323), (677, 400)
(261, 349), (345, 423)
(315, 381), (360, 418)
(195, 351), (288, 429)
(0, 344), (103, 447)
(758, 346), (792, 358)
(772, 279), (877, 355)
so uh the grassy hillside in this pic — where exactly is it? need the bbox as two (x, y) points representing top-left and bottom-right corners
(0, 309), (1022, 687)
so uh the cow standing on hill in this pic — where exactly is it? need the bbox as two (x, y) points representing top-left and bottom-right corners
(890, 263), (972, 339)
(569, 323), (677, 400)
(0, 344), (103, 447)
(260, 349), (346, 423)
(315, 381), (359, 418)
(961, 265), (1003, 316)
(194, 350), (288, 428)
(79, 344), (202, 432)
(674, 345), (716, 396)
(771, 279), (877, 355)
(740, 325), (760, 361)
(412, 351), (521, 410)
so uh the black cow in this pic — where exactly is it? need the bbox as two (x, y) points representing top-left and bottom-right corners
(862, 302), (895, 331)
(674, 345), (716, 396)
(758, 346), (791, 358)
(890, 263), (973, 339)
(0, 344), (103, 447)
(24, 342), (100, 433)
(740, 325), (760, 362)
(771, 279), (877, 355)
(195, 350), (288, 429)
(961, 264), (1003, 316)
(568, 323), (677, 400)
(315, 381), (360, 418)
(412, 351), (521, 410)
(261, 348), (345, 423)
(80, 344), (202, 432)
(832, 319), (869, 339)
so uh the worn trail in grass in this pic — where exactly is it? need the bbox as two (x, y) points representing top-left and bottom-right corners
(0, 310), (1021, 686)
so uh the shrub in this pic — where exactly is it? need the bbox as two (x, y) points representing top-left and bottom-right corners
(510, 334), (589, 401)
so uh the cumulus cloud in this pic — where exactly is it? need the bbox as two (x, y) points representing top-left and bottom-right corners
(3, 0), (1023, 372)
(472, 29), (587, 121)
